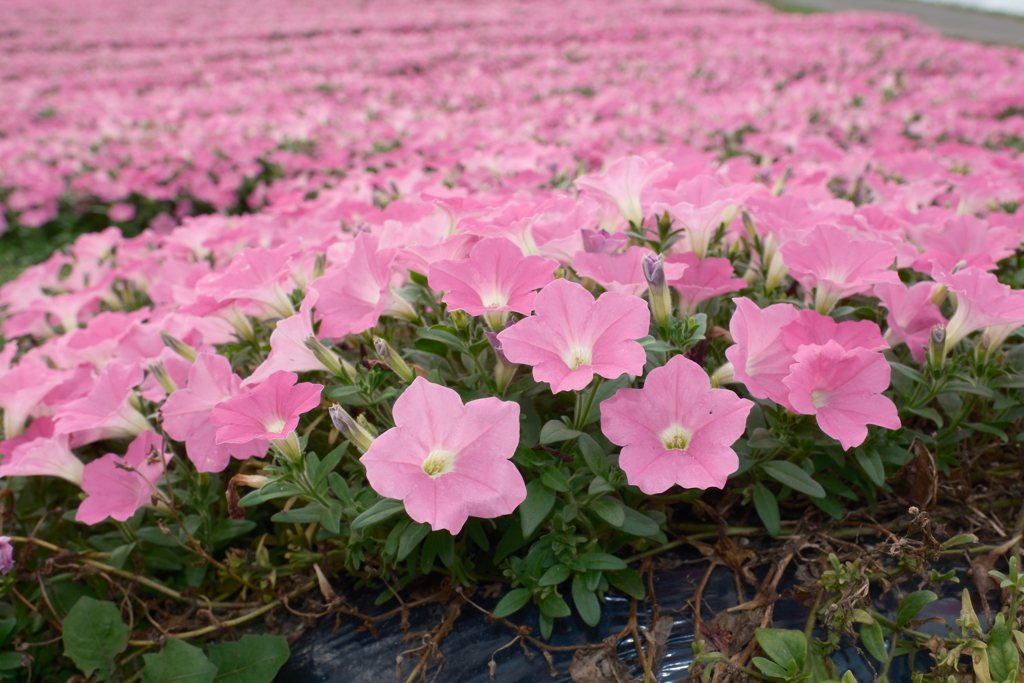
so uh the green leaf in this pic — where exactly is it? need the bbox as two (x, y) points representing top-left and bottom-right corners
(397, 522), (431, 562)
(538, 593), (571, 618)
(889, 362), (926, 385)
(752, 483), (781, 537)
(988, 614), (1018, 683)
(606, 568), (645, 600)
(271, 505), (325, 524)
(579, 552), (627, 571)
(539, 420), (581, 444)
(755, 628), (806, 669)
(0, 618), (16, 647)
(539, 466), (571, 492)
(942, 534), (977, 549)
(107, 542), (136, 571)
(238, 481), (303, 507)
(141, 640), (216, 683)
(761, 461), (825, 498)
(0, 652), (22, 671)
(906, 406), (943, 428)
(352, 498), (405, 530)
(751, 657), (788, 679)
(492, 588), (533, 619)
(965, 422), (1009, 442)
(809, 493), (843, 520)
(210, 519), (257, 545)
(572, 575), (601, 627)
(314, 444), (347, 484)
(590, 498), (626, 527)
(538, 564), (571, 586)
(62, 597), (129, 681)
(576, 433), (608, 476)
(327, 472), (353, 505)
(617, 507), (661, 538)
(854, 449), (886, 487)
(208, 634), (290, 683)
(859, 620), (888, 662)
(895, 591), (937, 629)
(520, 479), (556, 538)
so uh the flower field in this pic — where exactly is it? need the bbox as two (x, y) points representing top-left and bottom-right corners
(1, 0), (1024, 681)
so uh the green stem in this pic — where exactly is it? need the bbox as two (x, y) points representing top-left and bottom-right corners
(574, 377), (603, 431)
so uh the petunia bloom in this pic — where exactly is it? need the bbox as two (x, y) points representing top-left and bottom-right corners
(428, 237), (556, 330)
(779, 224), (899, 313)
(665, 252), (746, 316)
(76, 431), (172, 525)
(725, 298), (800, 409)
(783, 341), (900, 450)
(161, 353), (269, 473)
(210, 371), (322, 446)
(932, 264), (1024, 351)
(0, 536), (12, 575)
(601, 355), (752, 494)
(574, 155), (671, 226)
(497, 279), (650, 393)
(360, 377), (525, 534)
(0, 426), (84, 486)
(54, 362), (153, 444)
(874, 281), (945, 362)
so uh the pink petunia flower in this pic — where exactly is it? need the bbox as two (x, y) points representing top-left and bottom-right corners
(0, 424), (83, 486)
(428, 237), (556, 330)
(210, 371), (322, 445)
(779, 309), (889, 355)
(574, 156), (671, 226)
(309, 232), (416, 339)
(932, 264), (1024, 351)
(784, 341), (900, 450)
(0, 536), (12, 575)
(573, 246), (686, 298)
(360, 377), (525, 534)
(665, 252), (746, 316)
(724, 298), (800, 409)
(779, 224), (899, 313)
(54, 362), (153, 444)
(0, 361), (69, 438)
(874, 282), (945, 362)
(76, 431), (172, 525)
(601, 355), (752, 494)
(497, 279), (650, 393)
(161, 353), (269, 473)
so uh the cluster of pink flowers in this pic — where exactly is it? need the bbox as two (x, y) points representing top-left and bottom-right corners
(1, 0), (1023, 234)
(0, 0), (1022, 533)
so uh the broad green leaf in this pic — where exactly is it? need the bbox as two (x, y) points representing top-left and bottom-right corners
(859, 620), (888, 662)
(965, 422), (1009, 442)
(889, 362), (926, 385)
(761, 461), (825, 498)
(753, 482), (781, 537)
(895, 591), (937, 629)
(107, 542), (136, 571)
(396, 522), (431, 562)
(520, 479), (556, 537)
(576, 433), (608, 476)
(538, 564), (571, 586)
(492, 588), (532, 619)
(210, 519), (257, 545)
(942, 534), (977, 549)
(755, 628), (806, 669)
(617, 507), (662, 538)
(271, 505), (324, 524)
(0, 652), (22, 670)
(0, 618), (16, 647)
(539, 420), (581, 444)
(208, 634), (290, 683)
(351, 498), (405, 530)
(854, 449), (886, 487)
(905, 406), (943, 428)
(590, 498), (626, 527)
(538, 593), (571, 618)
(539, 466), (571, 492)
(238, 481), (303, 507)
(141, 640), (216, 683)
(606, 568), (645, 600)
(579, 552), (627, 571)
(987, 613), (1018, 683)
(752, 656), (788, 679)
(572, 575), (601, 627)
(62, 597), (129, 681)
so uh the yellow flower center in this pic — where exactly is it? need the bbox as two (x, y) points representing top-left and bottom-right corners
(659, 424), (693, 451)
(421, 449), (456, 478)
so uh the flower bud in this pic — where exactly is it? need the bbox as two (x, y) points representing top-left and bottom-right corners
(304, 335), (355, 382)
(312, 252), (327, 281)
(642, 252), (672, 329)
(929, 284), (948, 306)
(741, 210), (758, 243)
(0, 536), (14, 576)
(928, 324), (947, 370)
(710, 362), (735, 388)
(373, 337), (416, 382)
(449, 309), (471, 331)
(485, 331), (517, 392)
(160, 332), (198, 363)
(329, 404), (376, 453)
(148, 362), (178, 395)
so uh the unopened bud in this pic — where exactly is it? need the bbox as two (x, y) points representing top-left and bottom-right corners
(771, 166), (793, 197)
(929, 284), (948, 306)
(928, 324), (947, 370)
(329, 404), (376, 453)
(710, 362), (735, 388)
(312, 252), (327, 281)
(373, 337), (415, 382)
(272, 431), (303, 462)
(741, 210), (758, 242)
(148, 362), (178, 395)
(553, 266), (567, 280)
(642, 252), (672, 329)
(721, 204), (739, 228)
(304, 335), (353, 382)
(485, 331), (517, 392)
(160, 332), (198, 363)
(449, 309), (470, 331)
